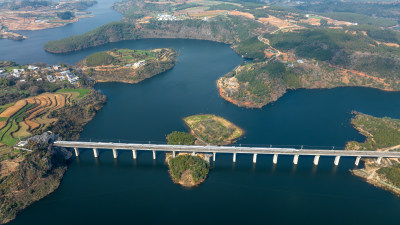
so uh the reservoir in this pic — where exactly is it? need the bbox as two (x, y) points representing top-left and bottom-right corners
(2, 1), (400, 225)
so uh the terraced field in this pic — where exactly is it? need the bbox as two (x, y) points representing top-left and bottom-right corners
(0, 90), (85, 146)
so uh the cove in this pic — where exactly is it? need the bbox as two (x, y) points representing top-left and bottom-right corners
(6, 38), (400, 225)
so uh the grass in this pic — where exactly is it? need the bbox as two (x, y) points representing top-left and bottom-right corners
(0, 117), (8, 122)
(56, 88), (90, 98)
(184, 114), (243, 145)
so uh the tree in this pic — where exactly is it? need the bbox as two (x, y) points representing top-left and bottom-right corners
(166, 131), (196, 145)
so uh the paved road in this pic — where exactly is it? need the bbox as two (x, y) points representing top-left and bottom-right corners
(54, 141), (400, 158)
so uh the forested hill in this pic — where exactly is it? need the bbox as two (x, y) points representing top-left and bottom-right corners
(267, 28), (400, 79)
(44, 16), (274, 53)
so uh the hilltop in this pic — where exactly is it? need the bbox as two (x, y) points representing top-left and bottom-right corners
(78, 48), (178, 83)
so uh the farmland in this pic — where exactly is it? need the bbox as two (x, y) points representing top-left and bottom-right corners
(0, 91), (87, 146)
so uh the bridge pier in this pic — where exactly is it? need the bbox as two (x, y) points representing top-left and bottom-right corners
(132, 150), (137, 159)
(273, 154), (278, 164)
(74, 147), (79, 157)
(233, 153), (237, 163)
(112, 149), (118, 159)
(172, 151), (176, 158)
(192, 152), (196, 156)
(313, 155), (320, 166)
(334, 156), (341, 166)
(93, 148), (99, 158)
(355, 156), (361, 166)
(377, 157), (383, 164)
(253, 153), (257, 164)
(213, 152), (216, 162)
(293, 154), (299, 165)
(152, 150), (156, 160)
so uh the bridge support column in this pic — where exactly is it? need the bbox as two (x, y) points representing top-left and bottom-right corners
(192, 152), (196, 156)
(355, 156), (361, 166)
(313, 155), (320, 166)
(377, 157), (383, 164)
(273, 154), (278, 164)
(293, 154), (299, 165)
(334, 156), (341, 166)
(132, 150), (137, 159)
(172, 151), (176, 158)
(112, 149), (118, 159)
(74, 147), (79, 157)
(213, 152), (216, 162)
(253, 153), (257, 164)
(93, 148), (99, 158)
(152, 150), (156, 160)
(233, 153), (237, 163)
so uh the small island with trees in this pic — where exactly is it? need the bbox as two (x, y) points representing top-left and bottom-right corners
(166, 131), (210, 187)
(164, 115), (243, 187)
(78, 48), (178, 83)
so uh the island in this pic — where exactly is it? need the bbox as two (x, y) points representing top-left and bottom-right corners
(0, 0), (97, 40)
(164, 115), (242, 187)
(77, 48), (178, 83)
(184, 114), (243, 145)
(346, 112), (400, 196)
(167, 154), (210, 187)
(165, 131), (210, 187)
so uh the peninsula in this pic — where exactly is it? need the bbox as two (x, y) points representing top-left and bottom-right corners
(78, 48), (178, 83)
(346, 112), (400, 196)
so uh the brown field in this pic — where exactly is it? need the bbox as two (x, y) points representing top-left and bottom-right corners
(258, 16), (294, 29)
(0, 100), (27, 118)
(229, 10), (254, 19)
(23, 93), (68, 131)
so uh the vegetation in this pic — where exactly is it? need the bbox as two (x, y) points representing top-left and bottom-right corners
(267, 28), (400, 78)
(56, 88), (91, 98)
(184, 114), (243, 145)
(377, 165), (400, 188)
(346, 113), (400, 151)
(166, 131), (196, 145)
(56, 11), (75, 20)
(233, 36), (267, 60)
(296, 1), (400, 24)
(323, 12), (396, 27)
(85, 52), (116, 67)
(0, 142), (69, 224)
(44, 14), (273, 53)
(168, 154), (210, 186)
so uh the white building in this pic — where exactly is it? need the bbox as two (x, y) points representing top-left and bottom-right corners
(133, 60), (146, 69)
(28, 65), (39, 70)
(66, 74), (79, 84)
(47, 75), (56, 83)
(157, 14), (177, 21)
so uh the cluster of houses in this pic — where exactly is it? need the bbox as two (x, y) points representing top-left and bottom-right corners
(46, 70), (79, 84)
(0, 64), (80, 85)
(157, 14), (177, 21)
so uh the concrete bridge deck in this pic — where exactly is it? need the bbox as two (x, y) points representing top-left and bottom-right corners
(53, 141), (400, 166)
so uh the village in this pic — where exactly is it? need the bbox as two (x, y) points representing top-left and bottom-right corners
(0, 63), (81, 85)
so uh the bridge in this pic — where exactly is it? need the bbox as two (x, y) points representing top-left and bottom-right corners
(53, 141), (400, 166)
